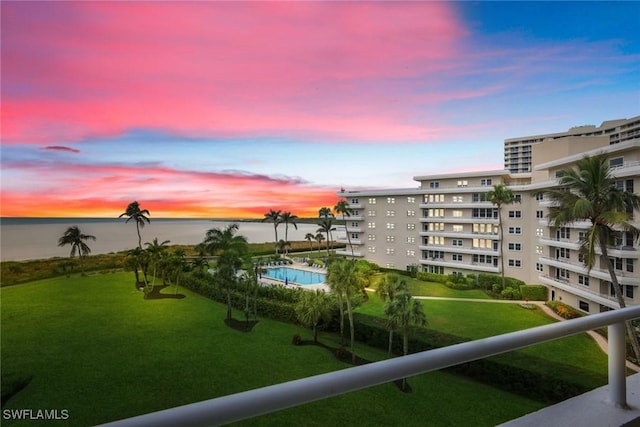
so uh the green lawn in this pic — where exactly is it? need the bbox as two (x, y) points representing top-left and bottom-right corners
(1, 272), (544, 426)
(369, 273), (492, 299)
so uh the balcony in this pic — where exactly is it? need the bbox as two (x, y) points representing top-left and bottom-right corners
(538, 256), (638, 286)
(334, 249), (363, 257)
(104, 307), (640, 427)
(538, 274), (619, 309)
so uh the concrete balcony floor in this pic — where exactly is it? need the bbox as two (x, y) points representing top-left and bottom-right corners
(501, 373), (640, 427)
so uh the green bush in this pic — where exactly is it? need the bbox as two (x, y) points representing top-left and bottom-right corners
(520, 285), (548, 301)
(416, 272), (448, 284)
(500, 287), (521, 300)
(546, 301), (583, 320)
(445, 281), (474, 291)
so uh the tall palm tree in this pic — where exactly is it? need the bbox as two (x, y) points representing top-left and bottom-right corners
(487, 184), (519, 289)
(385, 282), (427, 390)
(119, 201), (151, 249)
(276, 239), (290, 255)
(125, 247), (149, 287)
(335, 199), (354, 257)
(57, 226), (96, 270)
(262, 209), (282, 255)
(327, 259), (367, 362)
(202, 224), (249, 322)
(144, 237), (171, 292)
(318, 207), (335, 245)
(317, 219), (336, 258)
(377, 274), (401, 357)
(545, 153), (640, 361)
(280, 211), (299, 256)
(295, 289), (334, 343)
(304, 233), (315, 252)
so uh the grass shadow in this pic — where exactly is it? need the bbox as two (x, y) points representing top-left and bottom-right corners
(143, 284), (186, 300)
(1, 373), (32, 408)
(225, 318), (259, 332)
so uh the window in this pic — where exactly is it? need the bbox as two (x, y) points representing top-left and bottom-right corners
(536, 228), (544, 237)
(579, 301), (590, 312)
(368, 210), (376, 217)
(457, 179), (468, 187)
(350, 222), (358, 228)
(407, 210), (416, 217)
(386, 223), (395, 230)
(427, 208), (445, 217)
(472, 208), (498, 218)
(452, 254), (463, 261)
(428, 222), (444, 231)
(472, 193), (488, 202)
(452, 225), (464, 232)
(406, 250), (415, 257)
(452, 196), (463, 203)
(627, 286), (635, 299)
(452, 210), (463, 217)
(508, 227), (522, 235)
(536, 246), (543, 254)
(386, 263), (395, 269)
(452, 239), (463, 247)
(351, 233), (359, 239)
(368, 246), (376, 253)
(556, 248), (570, 260)
(627, 259), (634, 273)
(428, 236), (445, 245)
(386, 210), (395, 217)
(472, 238), (494, 249)
(352, 210), (359, 216)
(556, 227), (571, 239)
(473, 254), (496, 265)
(535, 263), (544, 272)
(429, 181), (440, 188)
(368, 198), (376, 204)
(514, 194), (522, 203)
(425, 250), (444, 259)
(407, 196), (415, 203)
(407, 223), (416, 230)
(350, 198), (359, 204)
(536, 210), (544, 219)
(386, 235), (395, 242)
(368, 234), (376, 241)
(368, 222), (376, 229)
(508, 259), (522, 267)
(508, 243), (522, 251)
(557, 268), (570, 280)
(578, 275), (590, 286)
(535, 193), (544, 201)
(609, 157), (624, 168)
(508, 210), (522, 218)
(480, 178), (492, 186)
(386, 248), (395, 255)
(406, 236), (415, 243)
(387, 197), (395, 204)
(473, 223), (498, 234)
(426, 194), (445, 203)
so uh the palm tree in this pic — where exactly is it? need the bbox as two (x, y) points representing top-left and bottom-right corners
(119, 201), (151, 249)
(377, 274), (401, 357)
(57, 226), (96, 270)
(334, 199), (354, 257)
(545, 153), (640, 361)
(144, 237), (171, 293)
(317, 219), (336, 257)
(262, 209), (282, 255)
(276, 239), (290, 255)
(327, 259), (367, 362)
(280, 211), (299, 256)
(125, 247), (149, 288)
(304, 233), (315, 252)
(295, 289), (334, 343)
(318, 207), (335, 245)
(202, 224), (249, 322)
(487, 184), (519, 289)
(385, 283), (427, 390)
(314, 233), (325, 252)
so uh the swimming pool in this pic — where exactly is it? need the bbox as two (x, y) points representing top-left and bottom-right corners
(263, 267), (326, 286)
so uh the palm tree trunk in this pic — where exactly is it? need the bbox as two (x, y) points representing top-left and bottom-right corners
(136, 223), (142, 250)
(344, 215), (354, 258)
(388, 330), (394, 358)
(602, 247), (640, 361)
(337, 293), (345, 345)
(345, 294), (356, 363)
(498, 207), (505, 289)
(313, 323), (318, 343)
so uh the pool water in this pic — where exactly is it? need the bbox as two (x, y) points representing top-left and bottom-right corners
(263, 267), (326, 286)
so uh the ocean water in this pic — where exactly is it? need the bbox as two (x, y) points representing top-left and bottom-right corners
(0, 218), (331, 262)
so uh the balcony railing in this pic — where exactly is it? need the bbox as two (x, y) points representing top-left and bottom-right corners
(103, 306), (640, 427)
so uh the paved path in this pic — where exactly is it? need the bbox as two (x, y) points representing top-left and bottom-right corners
(365, 290), (640, 372)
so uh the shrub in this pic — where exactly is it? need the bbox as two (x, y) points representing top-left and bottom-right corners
(292, 333), (302, 345)
(520, 285), (548, 301)
(445, 281), (474, 291)
(546, 301), (583, 319)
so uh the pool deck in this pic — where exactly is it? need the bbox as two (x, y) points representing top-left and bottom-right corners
(258, 259), (329, 292)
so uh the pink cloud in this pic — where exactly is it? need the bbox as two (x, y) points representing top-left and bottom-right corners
(40, 146), (80, 153)
(2, 2), (468, 144)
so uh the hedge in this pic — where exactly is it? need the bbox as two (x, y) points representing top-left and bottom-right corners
(520, 285), (548, 301)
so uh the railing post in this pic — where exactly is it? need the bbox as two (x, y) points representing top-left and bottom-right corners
(608, 321), (628, 408)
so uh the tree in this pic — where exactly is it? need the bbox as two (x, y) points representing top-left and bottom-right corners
(545, 153), (640, 361)
(318, 207), (335, 244)
(124, 247), (149, 288)
(202, 224), (249, 323)
(144, 237), (171, 294)
(57, 226), (96, 271)
(314, 233), (325, 252)
(487, 184), (519, 289)
(377, 274), (401, 357)
(119, 201), (151, 250)
(384, 282), (427, 390)
(304, 233), (315, 252)
(327, 259), (367, 362)
(334, 199), (354, 257)
(317, 219), (336, 258)
(295, 289), (334, 343)
(262, 209), (282, 255)
(276, 239), (290, 255)
(280, 211), (299, 256)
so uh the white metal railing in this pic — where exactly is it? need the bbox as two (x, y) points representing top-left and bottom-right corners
(101, 306), (640, 427)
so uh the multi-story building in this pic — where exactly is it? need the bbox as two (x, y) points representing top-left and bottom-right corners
(338, 116), (640, 313)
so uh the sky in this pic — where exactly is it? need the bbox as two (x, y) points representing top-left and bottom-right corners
(1, 1), (639, 218)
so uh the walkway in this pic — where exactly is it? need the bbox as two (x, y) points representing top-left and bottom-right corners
(366, 291), (640, 373)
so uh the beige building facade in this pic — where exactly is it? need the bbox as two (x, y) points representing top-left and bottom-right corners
(338, 116), (640, 313)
